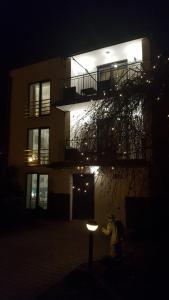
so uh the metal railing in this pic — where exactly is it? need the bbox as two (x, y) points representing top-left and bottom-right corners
(25, 99), (50, 118)
(65, 135), (145, 162)
(63, 62), (142, 101)
(24, 149), (49, 165)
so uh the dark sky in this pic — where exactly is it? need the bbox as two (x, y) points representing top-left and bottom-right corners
(1, 0), (169, 68)
(0, 0), (169, 154)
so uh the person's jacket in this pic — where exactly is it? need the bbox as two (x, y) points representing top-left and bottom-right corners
(102, 221), (118, 246)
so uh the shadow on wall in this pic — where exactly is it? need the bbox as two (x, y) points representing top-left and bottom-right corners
(125, 196), (169, 240)
(0, 166), (25, 225)
(48, 193), (70, 221)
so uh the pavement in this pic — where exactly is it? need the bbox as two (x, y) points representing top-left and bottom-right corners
(0, 218), (168, 300)
(0, 218), (109, 300)
(38, 243), (169, 300)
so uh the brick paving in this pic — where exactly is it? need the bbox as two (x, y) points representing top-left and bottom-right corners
(0, 219), (109, 300)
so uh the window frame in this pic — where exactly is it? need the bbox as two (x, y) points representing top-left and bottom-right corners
(26, 127), (50, 165)
(97, 60), (128, 82)
(25, 173), (49, 210)
(28, 80), (51, 117)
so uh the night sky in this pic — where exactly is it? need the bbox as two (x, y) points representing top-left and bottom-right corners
(0, 0), (169, 156)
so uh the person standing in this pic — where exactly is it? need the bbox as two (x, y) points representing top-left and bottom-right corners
(101, 214), (119, 258)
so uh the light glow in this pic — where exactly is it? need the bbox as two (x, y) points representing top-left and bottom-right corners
(86, 223), (98, 232)
(71, 38), (144, 77)
(90, 166), (99, 175)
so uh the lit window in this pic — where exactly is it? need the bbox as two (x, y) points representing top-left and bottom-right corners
(29, 81), (50, 117)
(26, 174), (48, 210)
(26, 128), (49, 165)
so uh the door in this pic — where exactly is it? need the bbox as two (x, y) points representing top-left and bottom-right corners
(73, 173), (94, 219)
(97, 60), (128, 92)
(26, 174), (48, 210)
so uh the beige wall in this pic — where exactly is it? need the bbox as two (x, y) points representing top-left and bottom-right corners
(94, 167), (150, 225)
(55, 167), (150, 225)
(9, 57), (70, 190)
(142, 37), (151, 70)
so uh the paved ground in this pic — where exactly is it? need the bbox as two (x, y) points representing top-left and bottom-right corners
(0, 219), (109, 300)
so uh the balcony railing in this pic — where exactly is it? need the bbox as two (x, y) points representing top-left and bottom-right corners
(62, 62), (142, 104)
(25, 99), (50, 118)
(24, 149), (49, 166)
(65, 136), (145, 164)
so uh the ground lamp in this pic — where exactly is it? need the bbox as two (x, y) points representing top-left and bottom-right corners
(86, 220), (98, 271)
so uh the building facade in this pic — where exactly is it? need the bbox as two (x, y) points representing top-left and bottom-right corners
(9, 38), (151, 225)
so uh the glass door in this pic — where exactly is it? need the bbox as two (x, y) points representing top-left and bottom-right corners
(26, 174), (38, 209)
(39, 175), (48, 209)
(26, 174), (48, 210)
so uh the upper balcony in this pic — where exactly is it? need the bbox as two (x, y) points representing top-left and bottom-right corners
(61, 62), (142, 106)
(58, 38), (149, 109)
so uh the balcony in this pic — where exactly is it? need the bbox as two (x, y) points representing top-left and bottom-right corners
(61, 62), (142, 105)
(24, 149), (49, 166)
(57, 136), (147, 168)
(25, 99), (50, 118)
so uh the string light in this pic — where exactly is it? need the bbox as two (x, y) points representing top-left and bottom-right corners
(70, 56), (168, 195)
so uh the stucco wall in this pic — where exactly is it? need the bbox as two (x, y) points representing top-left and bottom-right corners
(9, 57), (69, 190)
(94, 167), (150, 225)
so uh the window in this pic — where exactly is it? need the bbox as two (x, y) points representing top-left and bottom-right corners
(26, 128), (49, 165)
(97, 60), (128, 92)
(26, 174), (48, 210)
(29, 81), (50, 117)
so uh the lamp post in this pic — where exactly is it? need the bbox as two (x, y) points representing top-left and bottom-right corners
(86, 220), (98, 271)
